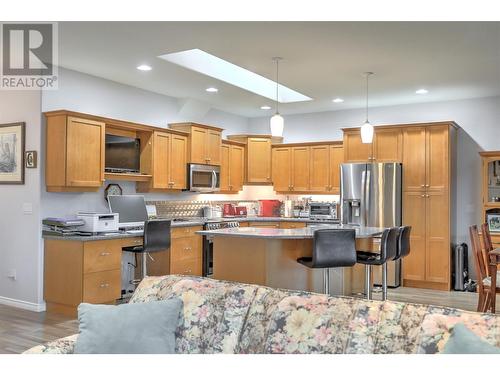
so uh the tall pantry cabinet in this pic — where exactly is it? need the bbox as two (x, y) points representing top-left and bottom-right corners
(401, 123), (456, 291)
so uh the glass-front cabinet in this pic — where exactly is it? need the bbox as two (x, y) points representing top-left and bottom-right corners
(481, 152), (500, 244)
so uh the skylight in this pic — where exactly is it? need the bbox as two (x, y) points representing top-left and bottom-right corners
(158, 49), (312, 103)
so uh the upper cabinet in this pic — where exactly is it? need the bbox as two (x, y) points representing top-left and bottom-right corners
(402, 125), (450, 192)
(220, 140), (245, 193)
(137, 130), (188, 192)
(46, 113), (105, 192)
(226, 135), (283, 184)
(272, 142), (343, 194)
(343, 127), (402, 163)
(169, 123), (223, 165)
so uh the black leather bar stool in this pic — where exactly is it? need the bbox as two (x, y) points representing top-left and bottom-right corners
(356, 227), (399, 300)
(297, 229), (357, 295)
(124, 219), (171, 283)
(394, 226), (411, 261)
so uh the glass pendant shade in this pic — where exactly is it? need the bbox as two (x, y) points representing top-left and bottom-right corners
(270, 113), (284, 137)
(361, 120), (374, 144)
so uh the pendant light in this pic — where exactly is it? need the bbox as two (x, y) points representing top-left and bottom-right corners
(360, 72), (374, 144)
(270, 57), (284, 137)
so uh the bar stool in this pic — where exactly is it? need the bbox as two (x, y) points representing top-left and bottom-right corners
(394, 226), (411, 261)
(124, 219), (171, 283)
(297, 229), (357, 295)
(356, 227), (399, 300)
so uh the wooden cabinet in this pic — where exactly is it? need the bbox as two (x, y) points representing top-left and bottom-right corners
(402, 127), (427, 191)
(169, 123), (223, 165)
(343, 129), (372, 162)
(343, 127), (401, 163)
(44, 238), (129, 316)
(401, 123), (455, 290)
(227, 135), (283, 184)
(479, 151), (500, 250)
(137, 131), (188, 191)
(220, 140), (245, 193)
(292, 147), (310, 191)
(272, 147), (292, 191)
(170, 226), (203, 276)
(273, 142), (342, 194)
(45, 113), (105, 192)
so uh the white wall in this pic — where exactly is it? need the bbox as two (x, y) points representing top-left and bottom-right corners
(249, 96), (496, 278)
(41, 68), (251, 217)
(0, 90), (44, 310)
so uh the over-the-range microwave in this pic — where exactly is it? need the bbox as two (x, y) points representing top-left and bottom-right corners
(187, 163), (220, 193)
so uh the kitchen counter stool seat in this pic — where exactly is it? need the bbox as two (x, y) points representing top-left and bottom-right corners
(357, 227), (399, 301)
(297, 229), (357, 296)
(123, 219), (172, 285)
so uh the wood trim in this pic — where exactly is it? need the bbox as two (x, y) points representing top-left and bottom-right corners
(222, 139), (246, 146)
(479, 151), (500, 157)
(272, 140), (343, 148)
(169, 122), (224, 132)
(342, 121), (458, 132)
(105, 126), (137, 138)
(402, 279), (450, 291)
(104, 172), (152, 182)
(44, 110), (189, 136)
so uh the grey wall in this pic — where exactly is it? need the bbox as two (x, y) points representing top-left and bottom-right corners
(248, 96), (498, 278)
(0, 90), (44, 310)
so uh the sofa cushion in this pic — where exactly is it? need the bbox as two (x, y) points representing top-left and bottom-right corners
(24, 334), (78, 354)
(262, 293), (385, 354)
(373, 301), (429, 354)
(417, 306), (500, 353)
(130, 275), (259, 353)
(74, 299), (182, 354)
(442, 323), (500, 354)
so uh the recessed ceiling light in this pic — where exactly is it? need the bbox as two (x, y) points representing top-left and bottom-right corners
(260, 105), (272, 110)
(206, 87), (218, 93)
(332, 98), (344, 103)
(416, 89), (428, 94)
(158, 49), (312, 103)
(136, 64), (152, 71)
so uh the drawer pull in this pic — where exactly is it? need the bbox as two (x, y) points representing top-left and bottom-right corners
(134, 240), (142, 244)
(184, 247), (192, 251)
(100, 283), (110, 288)
(184, 269), (192, 274)
(100, 252), (111, 256)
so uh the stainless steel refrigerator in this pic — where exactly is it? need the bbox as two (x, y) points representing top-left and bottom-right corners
(340, 162), (402, 287)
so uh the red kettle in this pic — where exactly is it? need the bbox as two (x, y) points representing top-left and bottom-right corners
(223, 203), (236, 217)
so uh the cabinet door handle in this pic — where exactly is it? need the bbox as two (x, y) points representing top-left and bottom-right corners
(421, 194), (425, 197)
(426, 194), (430, 198)
(184, 247), (192, 251)
(425, 184), (430, 188)
(184, 269), (192, 274)
(100, 252), (111, 256)
(420, 184), (425, 187)
(100, 283), (110, 288)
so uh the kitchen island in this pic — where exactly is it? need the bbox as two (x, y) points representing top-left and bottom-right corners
(196, 225), (385, 296)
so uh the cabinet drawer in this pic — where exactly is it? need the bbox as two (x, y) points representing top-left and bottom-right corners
(171, 236), (201, 263)
(248, 222), (280, 228)
(83, 270), (121, 304)
(170, 257), (202, 276)
(171, 226), (203, 239)
(83, 240), (122, 273)
(121, 237), (143, 248)
(280, 222), (307, 229)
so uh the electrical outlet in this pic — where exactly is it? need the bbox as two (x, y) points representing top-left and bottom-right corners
(7, 269), (16, 281)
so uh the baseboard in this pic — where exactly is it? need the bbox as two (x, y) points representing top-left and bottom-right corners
(0, 295), (46, 312)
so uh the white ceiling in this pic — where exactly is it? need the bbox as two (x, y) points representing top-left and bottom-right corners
(58, 22), (500, 118)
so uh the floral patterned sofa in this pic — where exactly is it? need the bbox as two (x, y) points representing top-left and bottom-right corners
(25, 275), (500, 354)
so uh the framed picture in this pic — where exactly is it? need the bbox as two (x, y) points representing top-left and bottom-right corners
(487, 213), (500, 233)
(0, 122), (25, 184)
(25, 151), (37, 168)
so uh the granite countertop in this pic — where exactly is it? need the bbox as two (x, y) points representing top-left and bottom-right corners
(195, 225), (385, 240)
(42, 216), (341, 242)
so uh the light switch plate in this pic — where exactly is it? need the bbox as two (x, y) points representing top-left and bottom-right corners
(22, 202), (33, 214)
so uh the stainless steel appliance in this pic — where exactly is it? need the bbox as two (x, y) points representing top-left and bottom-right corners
(188, 164), (220, 193)
(203, 220), (240, 276)
(340, 162), (402, 287)
(309, 202), (337, 220)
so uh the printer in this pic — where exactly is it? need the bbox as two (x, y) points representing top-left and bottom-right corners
(77, 212), (119, 233)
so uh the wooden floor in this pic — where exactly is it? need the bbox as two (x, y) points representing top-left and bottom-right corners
(1, 288), (498, 354)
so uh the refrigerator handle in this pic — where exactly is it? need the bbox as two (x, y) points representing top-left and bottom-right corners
(364, 169), (371, 227)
